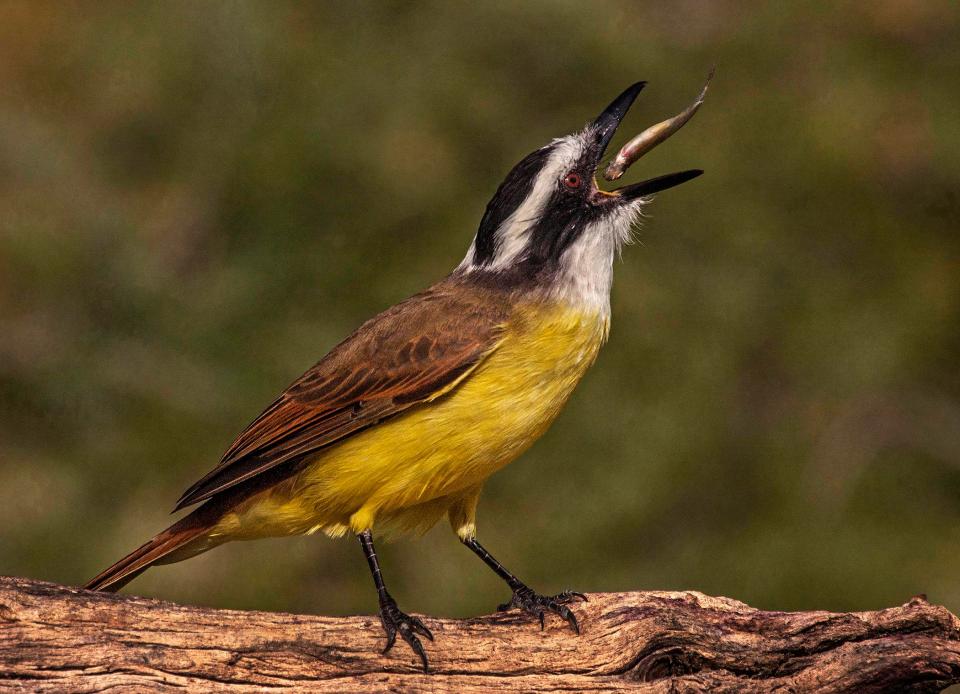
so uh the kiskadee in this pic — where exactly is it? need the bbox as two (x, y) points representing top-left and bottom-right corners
(86, 79), (705, 670)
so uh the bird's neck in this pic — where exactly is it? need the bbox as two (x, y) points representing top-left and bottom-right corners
(549, 232), (616, 319)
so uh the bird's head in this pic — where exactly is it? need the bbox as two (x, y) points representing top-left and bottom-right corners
(458, 81), (703, 308)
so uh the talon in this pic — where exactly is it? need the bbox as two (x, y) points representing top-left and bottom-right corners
(382, 627), (397, 654)
(499, 584), (586, 635)
(559, 605), (580, 635)
(406, 633), (429, 672)
(410, 615), (434, 641)
(378, 599), (433, 670)
(558, 590), (588, 603)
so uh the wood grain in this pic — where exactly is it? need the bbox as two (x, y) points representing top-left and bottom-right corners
(2, 576), (960, 692)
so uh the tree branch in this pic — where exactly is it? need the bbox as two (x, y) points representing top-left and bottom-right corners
(2, 576), (960, 692)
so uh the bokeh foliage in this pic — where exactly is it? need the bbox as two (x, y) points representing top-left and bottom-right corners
(1, 1), (959, 620)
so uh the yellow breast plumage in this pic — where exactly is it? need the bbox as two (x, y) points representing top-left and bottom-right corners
(213, 299), (608, 541)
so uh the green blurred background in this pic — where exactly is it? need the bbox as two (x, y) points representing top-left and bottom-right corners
(2, 1), (959, 622)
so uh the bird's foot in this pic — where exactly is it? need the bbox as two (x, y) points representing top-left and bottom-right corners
(378, 595), (434, 671)
(498, 585), (588, 634)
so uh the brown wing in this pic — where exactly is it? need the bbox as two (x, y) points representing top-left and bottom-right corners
(174, 280), (506, 510)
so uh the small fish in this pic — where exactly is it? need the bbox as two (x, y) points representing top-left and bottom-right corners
(603, 69), (714, 182)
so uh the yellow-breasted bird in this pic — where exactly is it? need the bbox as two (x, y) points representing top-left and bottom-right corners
(85, 79), (705, 670)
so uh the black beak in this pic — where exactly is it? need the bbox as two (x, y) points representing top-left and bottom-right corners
(590, 80), (704, 200)
(592, 81), (646, 155)
(614, 169), (703, 199)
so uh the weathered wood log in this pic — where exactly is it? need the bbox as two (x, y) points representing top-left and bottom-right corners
(2, 576), (960, 692)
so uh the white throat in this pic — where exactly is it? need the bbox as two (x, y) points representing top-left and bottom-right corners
(550, 203), (639, 317)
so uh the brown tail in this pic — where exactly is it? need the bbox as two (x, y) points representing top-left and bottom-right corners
(84, 504), (220, 592)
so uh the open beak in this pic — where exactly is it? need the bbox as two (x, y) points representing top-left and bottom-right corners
(591, 74), (710, 200)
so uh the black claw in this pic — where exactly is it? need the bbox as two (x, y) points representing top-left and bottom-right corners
(500, 585), (585, 635)
(556, 590), (588, 603)
(407, 614), (434, 642)
(378, 598), (432, 671)
(381, 624), (397, 654)
(557, 604), (580, 635)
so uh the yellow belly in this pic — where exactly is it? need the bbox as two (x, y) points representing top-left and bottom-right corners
(212, 300), (608, 541)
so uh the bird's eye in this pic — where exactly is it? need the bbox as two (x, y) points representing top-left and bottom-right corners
(563, 172), (582, 189)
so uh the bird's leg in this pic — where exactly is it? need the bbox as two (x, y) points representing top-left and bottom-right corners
(460, 537), (586, 634)
(358, 530), (433, 671)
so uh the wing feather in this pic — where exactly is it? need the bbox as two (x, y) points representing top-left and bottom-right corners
(174, 282), (506, 510)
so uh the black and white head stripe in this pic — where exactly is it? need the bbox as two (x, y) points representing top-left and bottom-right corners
(455, 79), (701, 314)
(456, 124), (648, 315)
(460, 136), (588, 270)
(466, 144), (554, 267)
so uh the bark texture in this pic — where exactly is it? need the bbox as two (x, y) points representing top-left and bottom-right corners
(2, 576), (960, 692)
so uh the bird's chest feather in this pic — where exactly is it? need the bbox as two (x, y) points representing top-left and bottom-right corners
(441, 300), (609, 473)
(480, 302), (608, 414)
(291, 301), (609, 519)
(227, 301), (608, 539)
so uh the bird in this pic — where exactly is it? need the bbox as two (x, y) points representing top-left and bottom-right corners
(85, 79), (704, 671)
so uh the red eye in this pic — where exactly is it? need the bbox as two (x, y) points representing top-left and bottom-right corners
(563, 172), (582, 189)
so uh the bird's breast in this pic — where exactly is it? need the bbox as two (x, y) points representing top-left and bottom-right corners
(232, 298), (611, 538)
(337, 299), (608, 494)
(484, 298), (609, 402)
(432, 298), (609, 477)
